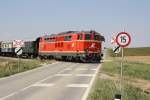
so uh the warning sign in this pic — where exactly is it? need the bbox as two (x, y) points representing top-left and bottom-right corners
(13, 40), (24, 48)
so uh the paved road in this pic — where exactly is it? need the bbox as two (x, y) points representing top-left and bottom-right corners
(0, 62), (101, 100)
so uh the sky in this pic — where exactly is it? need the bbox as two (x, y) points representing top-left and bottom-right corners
(0, 0), (150, 47)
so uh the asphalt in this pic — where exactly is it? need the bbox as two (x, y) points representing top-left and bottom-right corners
(0, 61), (101, 100)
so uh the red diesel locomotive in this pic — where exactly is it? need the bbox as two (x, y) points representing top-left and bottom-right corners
(38, 31), (105, 62)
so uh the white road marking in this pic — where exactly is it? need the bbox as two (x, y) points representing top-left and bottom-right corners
(90, 69), (97, 71)
(81, 64), (101, 100)
(0, 92), (18, 100)
(20, 85), (33, 91)
(55, 74), (72, 76)
(64, 68), (96, 71)
(36, 75), (54, 84)
(0, 63), (71, 100)
(67, 84), (89, 88)
(32, 83), (55, 87)
(64, 68), (72, 70)
(0, 62), (98, 100)
(76, 74), (94, 77)
(76, 68), (89, 70)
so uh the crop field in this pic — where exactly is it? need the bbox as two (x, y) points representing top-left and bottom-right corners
(88, 47), (150, 100)
(0, 57), (55, 78)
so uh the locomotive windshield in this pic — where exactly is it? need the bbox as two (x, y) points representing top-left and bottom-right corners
(65, 36), (72, 41)
(94, 35), (100, 40)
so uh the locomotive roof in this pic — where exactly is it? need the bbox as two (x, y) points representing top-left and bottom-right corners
(46, 30), (101, 36)
(43, 30), (105, 41)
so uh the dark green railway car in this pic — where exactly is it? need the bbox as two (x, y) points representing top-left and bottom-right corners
(21, 38), (40, 58)
(22, 41), (38, 58)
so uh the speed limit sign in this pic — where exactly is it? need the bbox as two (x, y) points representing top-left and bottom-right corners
(116, 32), (131, 48)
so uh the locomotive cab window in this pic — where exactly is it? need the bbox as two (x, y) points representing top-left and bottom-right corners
(94, 35), (100, 40)
(78, 34), (82, 40)
(44, 37), (56, 42)
(64, 36), (72, 41)
(44, 38), (49, 41)
(85, 34), (91, 40)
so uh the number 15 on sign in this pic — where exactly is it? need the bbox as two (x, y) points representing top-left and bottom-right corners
(116, 32), (131, 48)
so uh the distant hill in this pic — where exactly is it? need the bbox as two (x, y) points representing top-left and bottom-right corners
(108, 47), (150, 57)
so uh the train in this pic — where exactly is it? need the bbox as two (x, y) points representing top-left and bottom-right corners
(0, 30), (105, 62)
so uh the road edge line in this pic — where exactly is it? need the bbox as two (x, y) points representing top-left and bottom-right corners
(81, 64), (101, 100)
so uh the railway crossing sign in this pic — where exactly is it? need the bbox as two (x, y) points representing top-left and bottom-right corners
(13, 40), (24, 48)
(116, 32), (131, 48)
(113, 45), (121, 54)
(111, 35), (116, 44)
(15, 47), (23, 56)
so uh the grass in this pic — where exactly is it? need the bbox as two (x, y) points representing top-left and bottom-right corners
(0, 58), (54, 78)
(88, 48), (150, 100)
(101, 59), (150, 80)
(88, 79), (149, 100)
(88, 59), (150, 100)
(109, 47), (150, 57)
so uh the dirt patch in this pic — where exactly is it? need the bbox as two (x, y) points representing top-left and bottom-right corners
(0, 62), (9, 67)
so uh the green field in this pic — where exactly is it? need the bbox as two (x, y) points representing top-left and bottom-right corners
(0, 58), (54, 78)
(109, 47), (150, 57)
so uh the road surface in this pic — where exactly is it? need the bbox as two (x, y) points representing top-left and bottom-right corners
(0, 62), (101, 100)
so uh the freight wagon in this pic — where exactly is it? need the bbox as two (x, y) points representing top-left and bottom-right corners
(0, 41), (15, 56)
(21, 39), (40, 58)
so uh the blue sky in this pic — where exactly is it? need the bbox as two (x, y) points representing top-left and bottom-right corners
(0, 0), (150, 47)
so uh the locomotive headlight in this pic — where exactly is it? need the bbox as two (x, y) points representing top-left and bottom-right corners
(82, 53), (86, 57)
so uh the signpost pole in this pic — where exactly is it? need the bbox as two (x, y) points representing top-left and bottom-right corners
(120, 47), (124, 95)
(114, 32), (131, 100)
(18, 55), (20, 72)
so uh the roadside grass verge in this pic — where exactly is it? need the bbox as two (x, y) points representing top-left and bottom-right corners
(109, 47), (150, 57)
(0, 59), (54, 78)
(88, 78), (149, 100)
(101, 59), (150, 80)
(88, 49), (150, 100)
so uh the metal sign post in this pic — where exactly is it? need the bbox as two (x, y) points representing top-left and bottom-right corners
(17, 55), (20, 72)
(15, 47), (23, 72)
(120, 47), (123, 94)
(114, 32), (131, 99)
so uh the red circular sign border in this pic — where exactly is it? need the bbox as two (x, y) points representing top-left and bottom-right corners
(116, 32), (131, 48)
